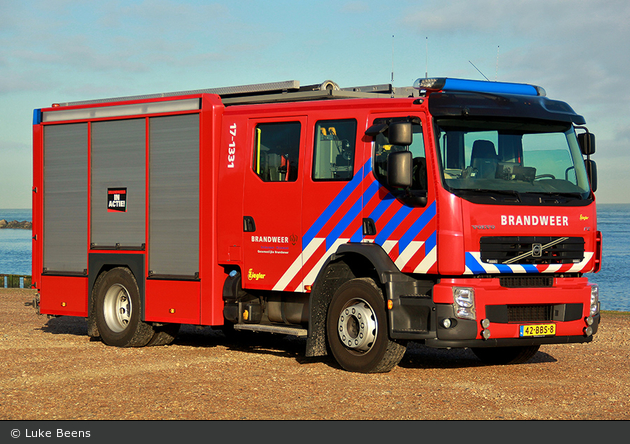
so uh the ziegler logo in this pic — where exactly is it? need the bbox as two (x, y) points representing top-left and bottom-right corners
(247, 269), (266, 281)
(580, 214), (589, 221)
(472, 225), (495, 230)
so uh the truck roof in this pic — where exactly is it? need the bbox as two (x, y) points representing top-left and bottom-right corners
(38, 77), (585, 126)
(51, 80), (420, 108)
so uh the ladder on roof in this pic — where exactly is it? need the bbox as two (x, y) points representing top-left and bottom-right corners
(58, 80), (419, 107)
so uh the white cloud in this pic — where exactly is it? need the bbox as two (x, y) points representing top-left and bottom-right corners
(398, 0), (630, 202)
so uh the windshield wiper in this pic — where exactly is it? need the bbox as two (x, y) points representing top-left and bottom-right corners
(455, 188), (522, 202)
(526, 191), (586, 202)
(547, 192), (584, 199)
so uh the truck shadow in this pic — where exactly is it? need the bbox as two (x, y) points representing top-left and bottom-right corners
(175, 325), (559, 369)
(39, 315), (88, 336)
(40, 317), (557, 370)
(398, 343), (558, 369)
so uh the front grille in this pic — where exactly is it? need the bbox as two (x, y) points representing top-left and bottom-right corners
(480, 236), (584, 265)
(486, 303), (583, 323)
(507, 305), (553, 323)
(500, 276), (553, 288)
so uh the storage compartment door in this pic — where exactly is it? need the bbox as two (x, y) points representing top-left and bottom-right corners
(148, 114), (200, 278)
(43, 123), (88, 273)
(91, 119), (146, 249)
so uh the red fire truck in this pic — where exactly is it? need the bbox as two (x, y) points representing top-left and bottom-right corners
(31, 77), (601, 373)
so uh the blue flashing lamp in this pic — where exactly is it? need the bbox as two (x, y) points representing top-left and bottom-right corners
(33, 109), (43, 125)
(413, 77), (546, 97)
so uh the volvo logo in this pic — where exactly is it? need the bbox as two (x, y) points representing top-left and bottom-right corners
(503, 237), (569, 264)
(532, 243), (543, 257)
(472, 225), (495, 230)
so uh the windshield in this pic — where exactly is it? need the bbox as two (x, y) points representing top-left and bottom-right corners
(434, 119), (592, 203)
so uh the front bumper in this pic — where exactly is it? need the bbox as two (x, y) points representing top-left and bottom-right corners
(387, 276), (599, 347)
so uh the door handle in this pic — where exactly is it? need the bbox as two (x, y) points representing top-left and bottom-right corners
(243, 216), (256, 232)
(362, 218), (377, 236)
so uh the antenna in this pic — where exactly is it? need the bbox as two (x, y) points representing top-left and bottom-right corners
(391, 34), (394, 84)
(424, 37), (429, 79)
(469, 60), (490, 81)
(495, 46), (500, 81)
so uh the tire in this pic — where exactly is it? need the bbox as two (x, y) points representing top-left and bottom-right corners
(94, 267), (155, 347)
(471, 345), (540, 365)
(147, 324), (180, 346)
(326, 278), (406, 373)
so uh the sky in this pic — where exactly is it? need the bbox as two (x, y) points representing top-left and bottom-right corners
(1, 0), (629, 208)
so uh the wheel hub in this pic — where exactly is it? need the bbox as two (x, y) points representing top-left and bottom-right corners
(337, 299), (377, 352)
(103, 284), (132, 333)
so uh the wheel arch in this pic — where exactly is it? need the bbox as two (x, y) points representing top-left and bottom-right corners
(305, 243), (401, 357)
(87, 253), (145, 338)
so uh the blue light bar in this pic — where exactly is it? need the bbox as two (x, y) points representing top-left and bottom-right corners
(414, 77), (546, 97)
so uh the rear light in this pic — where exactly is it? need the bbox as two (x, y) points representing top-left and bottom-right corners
(453, 287), (476, 320)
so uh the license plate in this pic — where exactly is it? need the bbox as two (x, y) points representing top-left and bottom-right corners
(519, 323), (556, 337)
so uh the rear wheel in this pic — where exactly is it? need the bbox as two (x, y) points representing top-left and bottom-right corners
(326, 278), (406, 373)
(471, 345), (540, 365)
(94, 267), (155, 347)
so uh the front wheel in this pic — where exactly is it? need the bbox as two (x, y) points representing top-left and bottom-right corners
(94, 267), (155, 347)
(326, 278), (406, 373)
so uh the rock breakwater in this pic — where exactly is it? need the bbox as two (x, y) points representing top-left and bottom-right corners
(0, 219), (32, 229)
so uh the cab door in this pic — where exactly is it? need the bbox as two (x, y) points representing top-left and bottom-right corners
(242, 118), (306, 291)
(363, 113), (438, 274)
(299, 117), (364, 289)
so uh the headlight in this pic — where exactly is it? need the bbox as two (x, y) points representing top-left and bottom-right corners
(590, 284), (600, 316)
(453, 287), (476, 320)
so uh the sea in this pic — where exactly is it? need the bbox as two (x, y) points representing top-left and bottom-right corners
(0, 205), (628, 311)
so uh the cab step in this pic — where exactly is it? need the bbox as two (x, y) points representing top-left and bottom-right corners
(233, 324), (308, 337)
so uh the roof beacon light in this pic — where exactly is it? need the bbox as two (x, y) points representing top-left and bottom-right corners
(413, 77), (546, 97)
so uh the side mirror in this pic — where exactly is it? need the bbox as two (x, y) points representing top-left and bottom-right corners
(388, 122), (413, 146)
(578, 132), (596, 156)
(387, 151), (413, 188)
(585, 159), (597, 192)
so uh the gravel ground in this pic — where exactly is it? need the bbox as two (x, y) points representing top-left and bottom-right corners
(0, 288), (628, 421)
